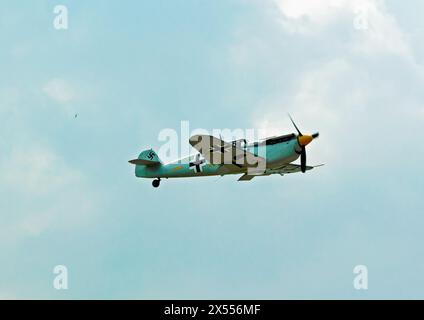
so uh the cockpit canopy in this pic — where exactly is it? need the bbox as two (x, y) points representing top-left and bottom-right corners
(264, 133), (296, 145)
(231, 134), (296, 149)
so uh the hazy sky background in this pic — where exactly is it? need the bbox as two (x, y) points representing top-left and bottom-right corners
(0, 0), (423, 299)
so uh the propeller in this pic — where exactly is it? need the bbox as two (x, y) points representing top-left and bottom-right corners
(288, 114), (319, 173)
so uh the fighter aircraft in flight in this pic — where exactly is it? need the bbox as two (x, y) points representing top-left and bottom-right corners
(129, 116), (321, 188)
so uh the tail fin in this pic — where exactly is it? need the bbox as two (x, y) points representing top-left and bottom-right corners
(129, 149), (161, 166)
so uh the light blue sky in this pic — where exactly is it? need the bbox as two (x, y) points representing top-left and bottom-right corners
(0, 0), (423, 299)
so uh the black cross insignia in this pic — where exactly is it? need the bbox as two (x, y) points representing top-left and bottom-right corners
(189, 154), (206, 173)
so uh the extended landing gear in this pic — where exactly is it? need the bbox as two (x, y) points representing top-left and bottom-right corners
(152, 178), (161, 188)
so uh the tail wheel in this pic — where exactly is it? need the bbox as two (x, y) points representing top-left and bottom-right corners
(152, 179), (160, 188)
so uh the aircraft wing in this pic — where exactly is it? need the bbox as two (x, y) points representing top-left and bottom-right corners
(270, 163), (315, 174)
(189, 134), (265, 168)
(238, 164), (323, 181)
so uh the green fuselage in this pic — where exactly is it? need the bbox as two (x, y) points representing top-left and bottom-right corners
(135, 136), (301, 179)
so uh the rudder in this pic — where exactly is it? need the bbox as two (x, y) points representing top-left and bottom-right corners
(129, 149), (161, 166)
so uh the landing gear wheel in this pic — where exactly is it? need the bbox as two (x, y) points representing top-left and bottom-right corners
(152, 179), (161, 188)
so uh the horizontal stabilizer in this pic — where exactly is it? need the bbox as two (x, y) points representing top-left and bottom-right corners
(128, 159), (160, 166)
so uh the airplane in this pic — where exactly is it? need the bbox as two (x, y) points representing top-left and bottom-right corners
(129, 116), (321, 188)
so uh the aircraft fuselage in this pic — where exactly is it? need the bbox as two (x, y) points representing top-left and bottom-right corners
(135, 134), (301, 179)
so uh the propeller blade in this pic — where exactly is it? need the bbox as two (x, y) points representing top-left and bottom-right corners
(288, 114), (303, 136)
(301, 147), (307, 173)
(288, 115), (317, 173)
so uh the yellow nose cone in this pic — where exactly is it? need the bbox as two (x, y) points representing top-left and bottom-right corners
(298, 135), (313, 146)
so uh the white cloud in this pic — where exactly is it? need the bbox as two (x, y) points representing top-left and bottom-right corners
(251, 56), (423, 168)
(42, 78), (75, 103)
(274, 0), (346, 24)
(0, 79), (98, 245)
(244, 0), (423, 169)
(0, 292), (17, 300)
(273, 0), (413, 59)
(0, 86), (20, 116)
(252, 60), (356, 165)
(2, 145), (81, 195)
(0, 144), (99, 243)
